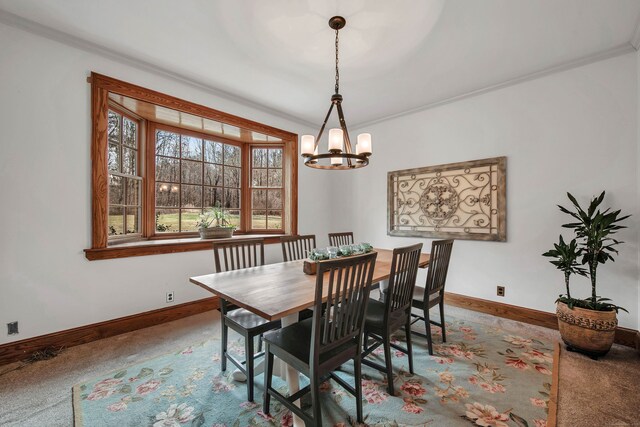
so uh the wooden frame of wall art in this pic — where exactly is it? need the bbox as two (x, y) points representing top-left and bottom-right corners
(387, 156), (506, 241)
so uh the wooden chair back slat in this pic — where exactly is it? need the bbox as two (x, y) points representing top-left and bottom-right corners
(280, 235), (317, 262)
(425, 240), (454, 297)
(213, 238), (265, 272)
(328, 232), (354, 247)
(311, 252), (377, 360)
(386, 243), (423, 316)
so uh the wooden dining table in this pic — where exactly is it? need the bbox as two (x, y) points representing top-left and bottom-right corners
(190, 248), (430, 426)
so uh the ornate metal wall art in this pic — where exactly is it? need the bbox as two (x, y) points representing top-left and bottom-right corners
(388, 157), (506, 241)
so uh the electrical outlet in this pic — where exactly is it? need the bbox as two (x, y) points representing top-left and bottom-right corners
(166, 292), (174, 303)
(7, 321), (18, 335)
(497, 286), (505, 297)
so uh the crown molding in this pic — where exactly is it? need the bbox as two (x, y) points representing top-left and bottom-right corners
(1, 9), (636, 133)
(352, 43), (636, 130)
(0, 10), (316, 129)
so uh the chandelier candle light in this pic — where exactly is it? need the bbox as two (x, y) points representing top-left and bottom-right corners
(301, 16), (372, 169)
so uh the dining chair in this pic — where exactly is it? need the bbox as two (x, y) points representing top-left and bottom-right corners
(328, 231), (354, 247)
(410, 239), (454, 355)
(361, 243), (422, 395)
(280, 235), (317, 320)
(280, 234), (316, 262)
(213, 238), (281, 402)
(262, 252), (378, 426)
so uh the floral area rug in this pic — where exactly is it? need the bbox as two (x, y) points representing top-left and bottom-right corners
(72, 316), (555, 427)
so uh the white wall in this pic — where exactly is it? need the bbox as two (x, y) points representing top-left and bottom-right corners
(347, 53), (639, 329)
(637, 49), (640, 332)
(0, 22), (339, 344)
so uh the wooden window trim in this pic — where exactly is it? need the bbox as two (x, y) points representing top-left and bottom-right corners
(107, 104), (144, 243)
(149, 122), (245, 237)
(86, 72), (298, 260)
(247, 144), (285, 233)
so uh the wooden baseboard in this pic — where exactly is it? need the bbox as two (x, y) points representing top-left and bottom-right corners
(444, 292), (638, 348)
(0, 297), (219, 366)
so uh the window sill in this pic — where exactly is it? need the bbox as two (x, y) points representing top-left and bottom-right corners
(84, 234), (289, 261)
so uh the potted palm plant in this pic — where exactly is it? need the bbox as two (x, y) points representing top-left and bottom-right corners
(543, 191), (629, 358)
(197, 204), (235, 239)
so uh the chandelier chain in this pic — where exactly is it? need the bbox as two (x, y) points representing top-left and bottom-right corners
(335, 28), (340, 94)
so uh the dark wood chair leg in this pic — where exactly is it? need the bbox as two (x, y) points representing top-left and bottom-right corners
(310, 373), (322, 427)
(383, 336), (394, 395)
(257, 334), (263, 352)
(263, 343), (273, 414)
(425, 307), (434, 356)
(363, 331), (369, 351)
(354, 357), (364, 423)
(439, 300), (446, 343)
(221, 321), (228, 371)
(245, 332), (255, 402)
(405, 320), (414, 374)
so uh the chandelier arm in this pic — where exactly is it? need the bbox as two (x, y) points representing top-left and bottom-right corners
(335, 102), (353, 167)
(314, 102), (335, 150)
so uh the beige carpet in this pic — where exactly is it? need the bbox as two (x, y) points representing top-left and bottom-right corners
(0, 305), (637, 426)
(555, 340), (640, 427)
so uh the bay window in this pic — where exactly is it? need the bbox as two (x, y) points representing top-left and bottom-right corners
(86, 73), (297, 260)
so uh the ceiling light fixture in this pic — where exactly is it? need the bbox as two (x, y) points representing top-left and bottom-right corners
(300, 16), (372, 170)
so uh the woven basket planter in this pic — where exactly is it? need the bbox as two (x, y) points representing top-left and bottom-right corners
(199, 227), (234, 239)
(556, 301), (617, 357)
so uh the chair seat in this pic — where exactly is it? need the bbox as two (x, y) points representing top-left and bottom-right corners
(364, 299), (407, 331)
(225, 308), (280, 333)
(263, 318), (358, 369)
(412, 286), (440, 308)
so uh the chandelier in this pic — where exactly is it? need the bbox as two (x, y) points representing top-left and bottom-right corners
(300, 16), (372, 169)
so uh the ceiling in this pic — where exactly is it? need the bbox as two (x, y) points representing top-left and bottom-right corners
(1, 0), (639, 127)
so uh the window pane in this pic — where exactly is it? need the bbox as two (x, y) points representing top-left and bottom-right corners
(268, 169), (282, 187)
(156, 209), (178, 233)
(156, 182), (179, 207)
(125, 207), (140, 234)
(224, 144), (241, 166)
(203, 187), (223, 208)
(252, 210), (266, 229)
(224, 189), (240, 209)
(108, 206), (124, 236)
(268, 148), (283, 168)
(156, 130), (180, 157)
(268, 210), (282, 229)
(122, 147), (137, 175)
(109, 175), (123, 205)
(156, 156), (180, 182)
(181, 159), (203, 184)
(125, 178), (140, 206)
(252, 169), (267, 187)
(181, 184), (202, 208)
(108, 143), (120, 172)
(226, 209), (240, 228)
(204, 163), (222, 186)
(253, 148), (267, 168)
(108, 111), (120, 143)
(267, 190), (282, 209)
(123, 117), (137, 147)
(204, 140), (222, 164)
(252, 189), (266, 209)
(224, 166), (240, 188)
(181, 135), (202, 160)
(181, 209), (200, 231)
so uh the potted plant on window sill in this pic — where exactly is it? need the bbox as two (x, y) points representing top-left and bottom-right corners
(197, 205), (235, 239)
(543, 191), (629, 359)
